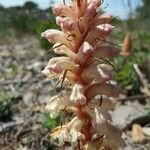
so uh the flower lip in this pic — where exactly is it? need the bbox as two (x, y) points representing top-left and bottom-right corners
(42, 57), (79, 77)
(82, 64), (113, 84)
(45, 91), (70, 118)
(97, 24), (114, 35)
(61, 17), (75, 31)
(41, 29), (70, 46)
(85, 24), (114, 45)
(75, 41), (94, 64)
(50, 117), (85, 145)
(95, 14), (112, 25)
(85, 46), (120, 66)
(70, 83), (87, 105)
(52, 43), (77, 60)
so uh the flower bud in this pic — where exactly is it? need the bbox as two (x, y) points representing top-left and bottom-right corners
(93, 14), (112, 26)
(60, 17), (81, 40)
(56, 16), (63, 26)
(52, 4), (64, 16)
(84, 2), (97, 20)
(76, 41), (94, 64)
(86, 24), (114, 44)
(52, 4), (75, 19)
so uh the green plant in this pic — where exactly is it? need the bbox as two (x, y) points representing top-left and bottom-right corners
(10, 62), (19, 77)
(36, 20), (58, 50)
(10, 13), (39, 34)
(144, 107), (150, 115)
(41, 113), (60, 131)
(113, 47), (149, 93)
(0, 91), (13, 122)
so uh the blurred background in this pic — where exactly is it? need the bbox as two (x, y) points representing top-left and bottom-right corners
(0, 0), (149, 149)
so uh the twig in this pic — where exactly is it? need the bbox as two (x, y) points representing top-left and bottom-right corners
(15, 128), (32, 140)
(118, 94), (149, 102)
(133, 64), (150, 97)
(0, 78), (40, 85)
(0, 121), (23, 132)
(123, 114), (150, 131)
(0, 76), (51, 86)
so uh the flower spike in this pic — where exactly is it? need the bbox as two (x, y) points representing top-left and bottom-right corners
(42, 0), (124, 149)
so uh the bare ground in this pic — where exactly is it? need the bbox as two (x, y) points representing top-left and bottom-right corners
(0, 36), (149, 150)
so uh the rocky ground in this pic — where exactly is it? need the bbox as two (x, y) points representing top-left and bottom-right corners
(0, 36), (149, 150)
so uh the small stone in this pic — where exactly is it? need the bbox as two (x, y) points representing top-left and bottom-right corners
(23, 91), (34, 106)
(132, 124), (145, 143)
(142, 127), (150, 136)
(111, 102), (144, 129)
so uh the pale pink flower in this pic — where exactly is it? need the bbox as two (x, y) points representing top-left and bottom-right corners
(42, 0), (124, 149)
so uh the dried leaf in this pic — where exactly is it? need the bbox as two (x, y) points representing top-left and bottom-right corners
(122, 32), (132, 56)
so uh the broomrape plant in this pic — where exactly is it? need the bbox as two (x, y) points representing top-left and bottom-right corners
(42, 0), (124, 149)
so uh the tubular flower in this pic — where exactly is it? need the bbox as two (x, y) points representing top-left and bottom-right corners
(42, 0), (124, 149)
